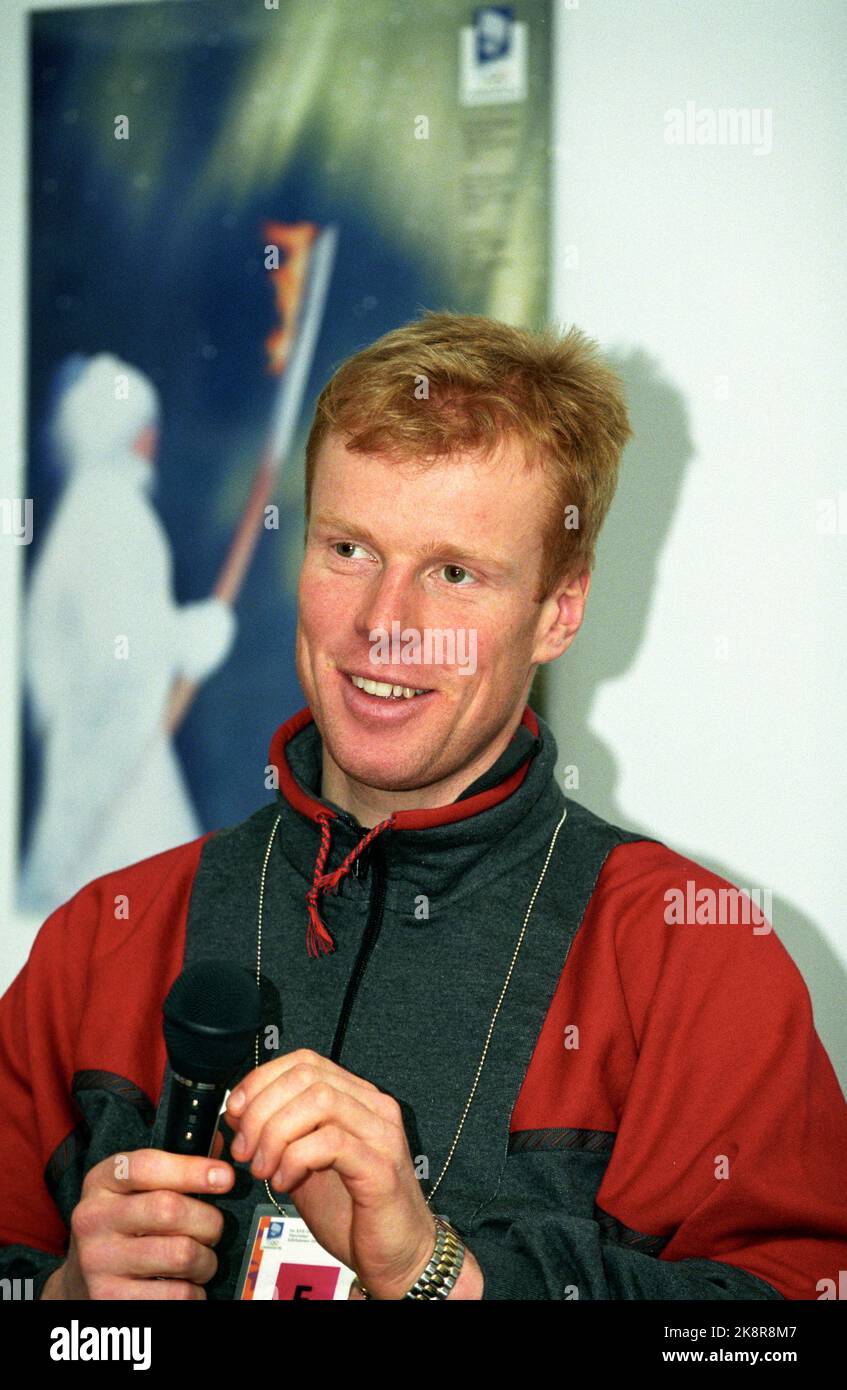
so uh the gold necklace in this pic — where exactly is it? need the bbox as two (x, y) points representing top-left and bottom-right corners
(254, 805), (567, 1217)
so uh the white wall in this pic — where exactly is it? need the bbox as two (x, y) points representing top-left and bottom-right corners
(548, 0), (846, 1085)
(1, 0), (844, 1084)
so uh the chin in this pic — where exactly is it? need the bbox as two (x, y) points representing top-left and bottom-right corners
(332, 740), (417, 786)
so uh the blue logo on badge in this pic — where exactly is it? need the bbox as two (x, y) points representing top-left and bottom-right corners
(474, 6), (515, 64)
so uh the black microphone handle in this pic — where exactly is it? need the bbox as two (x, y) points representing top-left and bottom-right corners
(161, 1070), (229, 1157)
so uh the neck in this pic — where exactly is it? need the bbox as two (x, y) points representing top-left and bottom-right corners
(320, 707), (528, 828)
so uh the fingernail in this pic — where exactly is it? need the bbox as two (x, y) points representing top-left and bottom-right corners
(231, 1132), (247, 1157)
(254, 1147), (265, 1171)
(208, 1167), (230, 1187)
(228, 1089), (246, 1111)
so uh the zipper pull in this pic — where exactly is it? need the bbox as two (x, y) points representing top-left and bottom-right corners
(354, 846), (370, 880)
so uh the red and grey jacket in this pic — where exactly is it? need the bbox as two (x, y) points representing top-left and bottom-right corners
(1, 704), (845, 1299)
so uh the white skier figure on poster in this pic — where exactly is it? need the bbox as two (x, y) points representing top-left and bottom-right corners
(20, 353), (236, 914)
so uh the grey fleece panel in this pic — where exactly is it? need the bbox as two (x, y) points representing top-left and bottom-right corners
(470, 1218), (787, 1300)
(4, 1080), (162, 1300)
(461, 1125), (785, 1299)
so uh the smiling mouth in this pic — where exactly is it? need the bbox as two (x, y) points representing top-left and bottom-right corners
(345, 671), (432, 700)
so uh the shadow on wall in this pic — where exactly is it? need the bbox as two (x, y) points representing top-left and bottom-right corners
(544, 345), (847, 1088)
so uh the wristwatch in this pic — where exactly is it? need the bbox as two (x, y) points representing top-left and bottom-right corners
(352, 1216), (466, 1300)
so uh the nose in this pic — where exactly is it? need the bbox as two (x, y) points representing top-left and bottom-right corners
(353, 563), (425, 662)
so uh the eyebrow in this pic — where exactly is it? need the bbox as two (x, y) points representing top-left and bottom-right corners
(313, 511), (514, 576)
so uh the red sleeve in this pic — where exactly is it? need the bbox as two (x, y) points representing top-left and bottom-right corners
(0, 893), (83, 1255)
(0, 834), (211, 1261)
(593, 843), (847, 1300)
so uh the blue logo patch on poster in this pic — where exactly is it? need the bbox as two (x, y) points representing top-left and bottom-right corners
(461, 8), (527, 106)
(474, 6), (515, 64)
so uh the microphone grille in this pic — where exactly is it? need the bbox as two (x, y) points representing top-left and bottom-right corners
(162, 960), (262, 1084)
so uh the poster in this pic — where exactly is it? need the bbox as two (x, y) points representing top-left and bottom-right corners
(20, 0), (553, 916)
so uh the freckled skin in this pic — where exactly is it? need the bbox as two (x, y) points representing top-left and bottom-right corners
(295, 430), (591, 827)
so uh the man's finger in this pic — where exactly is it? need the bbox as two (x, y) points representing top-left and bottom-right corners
(105, 1233), (219, 1285)
(226, 1049), (385, 1129)
(86, 1148), (235, 1198)
(238, 1084), (394, 1178)
(102, 1189), (226, 1247)
(109, 1281), (208, 1301)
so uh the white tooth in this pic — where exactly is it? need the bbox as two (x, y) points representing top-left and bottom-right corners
(351, 673), (427, 699)
(355, 676), (393, 697)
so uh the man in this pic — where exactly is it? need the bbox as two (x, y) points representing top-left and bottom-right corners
(19, 353), (236, 915)
(2, 312), (845, 1300)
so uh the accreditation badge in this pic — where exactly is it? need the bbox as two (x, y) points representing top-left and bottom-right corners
(235, 1204), (357, 1300)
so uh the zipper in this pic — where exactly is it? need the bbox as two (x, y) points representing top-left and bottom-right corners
(329, 836), (387, 1064)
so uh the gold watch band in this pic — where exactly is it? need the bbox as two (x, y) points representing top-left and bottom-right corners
(352, 1217), (465, 1300)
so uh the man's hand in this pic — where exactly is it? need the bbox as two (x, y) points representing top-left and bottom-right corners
(40, 1136), (234, 1300)
(225, 1049), (479, 1299)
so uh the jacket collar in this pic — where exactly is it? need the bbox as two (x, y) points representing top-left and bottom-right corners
(268, 704), (558, 956)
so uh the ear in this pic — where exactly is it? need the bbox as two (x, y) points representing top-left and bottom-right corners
(530, 568), (591, 667)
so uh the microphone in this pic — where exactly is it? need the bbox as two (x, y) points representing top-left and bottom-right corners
(157, 960), (262, 1157)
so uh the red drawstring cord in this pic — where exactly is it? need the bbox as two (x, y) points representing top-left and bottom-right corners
(305, 811), (394, 957)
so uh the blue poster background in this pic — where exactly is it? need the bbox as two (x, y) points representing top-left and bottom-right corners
(22, 0), (552, 898)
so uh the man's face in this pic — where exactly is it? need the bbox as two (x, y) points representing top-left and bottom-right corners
(296, 429), (586, 799)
